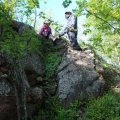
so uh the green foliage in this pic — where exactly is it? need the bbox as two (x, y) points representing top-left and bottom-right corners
(75, 0), (87, 16)
(0, 0), (43, 59)
(44, 53), (61, 78)
(14, 0), (41, 24)
(27, 0), (39, 9)
(73, 0), (120, 69)
(62, 0), (72, 8)
(0, 24), (42, 59)
(32, 97), (80, 120)
(3, 31), (40, 64)
(85, 92), (120, 120)
(20, 28), (42, 54)
(43, 41), (62, 79)
(32, 90), (120, 120)
(0, 1), (13, 27)
(63, 0), (120, 69)
(76, 0), (120, 33)
(40, 12), (63, 33)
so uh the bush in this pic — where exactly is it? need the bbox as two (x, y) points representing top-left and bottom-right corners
(43, 40), (62, 79)
(32, 97), (80, 120)
(85, 92), (120, 120)
(44, 53), (61, 78)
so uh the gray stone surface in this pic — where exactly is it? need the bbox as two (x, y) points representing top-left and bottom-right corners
(0, 80), (12, 96)
(0, 21), (44, 120)
(22, 53), (43, 75)
(31, 87), (43, 101)
(57, 47), (105, 105)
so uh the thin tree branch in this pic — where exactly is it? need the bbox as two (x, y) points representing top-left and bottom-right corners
(34, 7), (37, 29)
(85, 9), (120, 33)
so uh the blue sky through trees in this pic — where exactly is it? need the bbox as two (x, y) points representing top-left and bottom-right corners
(37, 0), (88, 41)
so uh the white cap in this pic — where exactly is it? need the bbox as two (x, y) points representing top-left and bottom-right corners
(44, 20), (50, 24)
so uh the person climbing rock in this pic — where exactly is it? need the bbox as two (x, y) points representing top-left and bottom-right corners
(58, 11), (82, 50)
(39, 21), (52, 39)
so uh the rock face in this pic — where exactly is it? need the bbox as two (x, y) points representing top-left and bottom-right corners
(23, 53), (43, 76)
(0, 79), (12, 95)
(0, 53), (44, 120)
(0, 96), (17, 120)
(0, 20), (45, 120)
(0, 20), (107, 119)
(57, 47), (105, 105)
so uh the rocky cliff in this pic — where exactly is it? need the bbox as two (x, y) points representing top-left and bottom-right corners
(1, 21), (118, 120)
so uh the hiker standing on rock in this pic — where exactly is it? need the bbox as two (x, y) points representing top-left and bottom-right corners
(58, 11), (82, 50)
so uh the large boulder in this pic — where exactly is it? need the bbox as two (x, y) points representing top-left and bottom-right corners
(57, 46), (105, 105)
(0, 55), (13, 96)
(23, 53), (43, 76)
(0, 96), (17, 120)
(0, 55), (44, 120)
(0, 79), (12, 95)
(0, 55), (16, 120)
(0, 20), (44, 120)
(0, 53), (44, 120)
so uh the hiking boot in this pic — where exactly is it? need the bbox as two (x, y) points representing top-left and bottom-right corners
(73, 46), (82, 51)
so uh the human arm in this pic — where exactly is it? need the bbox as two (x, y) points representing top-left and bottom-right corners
(59, 27), (68, 37)
(48, 27), (53, 39)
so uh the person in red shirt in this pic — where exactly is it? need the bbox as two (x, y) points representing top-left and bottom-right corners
(39, 21), (52, 39)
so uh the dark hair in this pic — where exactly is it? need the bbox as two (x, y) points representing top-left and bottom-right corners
(65, 12), (72, 15)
